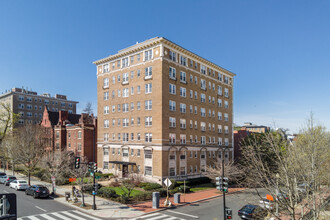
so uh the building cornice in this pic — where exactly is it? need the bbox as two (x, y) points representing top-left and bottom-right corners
(93, 37), (235, 77)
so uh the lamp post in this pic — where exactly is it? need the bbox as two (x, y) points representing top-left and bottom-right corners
(275, 173), (280, 216)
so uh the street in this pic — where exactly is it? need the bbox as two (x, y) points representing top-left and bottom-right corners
(0, 183), (103, 219)
(131, 189), (268, 220)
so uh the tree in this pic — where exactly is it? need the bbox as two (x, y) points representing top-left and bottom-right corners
(82, 102), (93, 115)
(41, 150), (74, 194)
(1, 134), (20, 175)
(239, 116), (330, 219)
(11, 124), (47, 185)
(0, 102), (18, 145)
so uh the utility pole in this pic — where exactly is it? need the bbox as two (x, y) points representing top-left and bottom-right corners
(92, 127), (96, 210)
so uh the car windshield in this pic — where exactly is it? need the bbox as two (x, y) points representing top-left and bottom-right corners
(19, 181), (27, 184)
(39, 187), (48, 190)
(242, 206), (255, 213)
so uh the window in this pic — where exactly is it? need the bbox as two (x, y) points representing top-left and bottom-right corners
(194, 76), (197, 84)
(218, 86), (222, 95)
(145, 150), (152, 159)
(112, 76), (115, 84)
(131, 148), (134, 155)
(169, 100), (176, 111)
(180, 167), (186, 175)
(112, 90), (115, 98)
(209, 109), (212, 117)
(118, 89), (121, 97)
(190, 135), (193, 144)
(169, 117), (176, 128)
(78, 131), (82, 139)
(212, 97), (215, 104)
(169, 151), (176, 160)
(201, 136), (206, 145)
(169, 133), (176, 144)
(145, 116), (152, 126)
(131, 117), (134, 125)
(118, 119), (121, 126)
(137, 133), (141, 141)
(145, 133), (152, 142)
(117, 74), (121, 82)
(130, 56), (134, 64)
(201, 122), (206, 131)
(112, 148), (115, 154)
(209, 96), (211, 103)
(218, 125), (222, 133)
(201, 93), (206, 103)
(123, 118), (129, 127)
(201, 65), (206, 74)
(209, 82), (212, 89)
(218, 73), (223, 81)
(224, 76), (229, 84)
(180, 87), (186, 97)
(118, 133), (121, 141)
(131, 87), (134, 95)
(212, 110), (215, 118)
(137, 54), (140, 61)
(112, 119), (115, 126)
(123, 73), (129, 84)
(123, 88), (129, 97)
(26, 112), (32, 117)
(224, 101), (229, 109)
(19, 96), (24, 101)
(169, 168), (176, 177)
(180, 119), (186, 129)
(104, 133), (109, 142)
(130, 102), (134, 111)
(145, 49), (152, 61)
(180, 55), (187, 66)
(104, 92), (109, 100)
(189, 105), (193, 113)
(103, 162), (109, 170)
(190, 90), (193, 98)
(77, 144), (82, 152)
(180, 71), (186, 82)
(224, 126), (229, 134)
(169, 84), (176, 95)
(194, 106), (197, 114)
(137, 149), (141, 156)
(122, 57), (129, 68)
(201, 108), (206, 117)
(169, 67), (176, 79)
(18, 119), (24, 125)
(103, 78), (109, 88)
(137, 117), (140, 126)
(122, 103), (129, 112)
(112, 105), (115, 112)
(180, 103), (186, 113)
(169, 51), (176, 61)
(200, 79), (206, 90)
(145, 83), (152, 94)
(145, 166), (152, 176)
(145, 100), (152, 110)
(225, 138), (229, 146)
(180, 135), (186, 144)
(190, 120), (193, 128)
(104, 120), (109, 128)
(27, 104), (32, 110)
(218, 137), (223, 146)
(190, 74), (193, 82)
(123, 134), (129, 142)
(224, 113), (229, 121)
(137, 101), (141, 110)
(145, 66), (152, 78)
(118, 104), (121, 112)
(218, 99), (222, 107)
(195, 121), (198, 129)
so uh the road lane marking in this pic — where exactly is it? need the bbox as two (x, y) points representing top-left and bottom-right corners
(166, 210), (199, 219)
(27, 216), (41, 220)
(61, 211), (86, 220)
(51, 212), (72, 220)
(35, 206), (47, 212)
(72, 210), (103, 220)
(3, 190), (9, 193)
(148, 214), (171, 220)
(39, 214), (57, 220)
(131, 213), (159, 219)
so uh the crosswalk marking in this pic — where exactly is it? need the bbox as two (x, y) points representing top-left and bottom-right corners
(71, 210), (103, 220)
(129, 212), (186, 220)
(18, 210), (103, 220)
(39, 214), (57, 220)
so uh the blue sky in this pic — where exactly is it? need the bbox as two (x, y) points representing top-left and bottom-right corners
(1, 0), (329, 133)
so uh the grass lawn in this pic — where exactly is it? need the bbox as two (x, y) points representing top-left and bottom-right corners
(107, 187), (143, 197)
(190, 183), (215, 192)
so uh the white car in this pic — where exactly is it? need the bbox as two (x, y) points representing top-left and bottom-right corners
(259, 198), (274, 210)
(9, 180), (29, 191)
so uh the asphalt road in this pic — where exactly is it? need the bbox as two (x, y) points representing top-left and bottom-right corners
(0, 182), (72, 217)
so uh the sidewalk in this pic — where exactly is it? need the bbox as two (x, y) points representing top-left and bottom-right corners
(129, 187), (246, 213)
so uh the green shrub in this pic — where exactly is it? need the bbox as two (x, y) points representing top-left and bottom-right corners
(138, 182), (148, 188)
(132, 191), (153, 201)
(169, 187), (180, 195)
(157, 188), (167, 197)
(143, 183), (162, 191)
(169, 179), (179, 190)
(98, 187), (118, 198)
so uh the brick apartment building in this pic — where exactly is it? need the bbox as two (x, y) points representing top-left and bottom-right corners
(0, 87), (78, 126)
(94, 37), (235, 183)
(40, 107), (97, 162)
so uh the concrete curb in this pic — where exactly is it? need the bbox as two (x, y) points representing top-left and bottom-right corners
(136, 188), (247, 217)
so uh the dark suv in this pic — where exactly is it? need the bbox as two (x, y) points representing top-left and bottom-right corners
(238, 204), (267, 219)
(25, 185), (50, 199)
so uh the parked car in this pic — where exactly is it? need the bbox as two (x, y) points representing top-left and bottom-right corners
(4, 176), (17, 186)
(25, 185), (50, 199)
(9, 180), (29, 191)
(0, 175), (8, 184)
(259, 198), (274, 210)
(238, 204), (267, 219)
(0, 172), (6, 177)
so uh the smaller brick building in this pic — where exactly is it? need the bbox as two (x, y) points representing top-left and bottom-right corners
(40, 106), (97, 162)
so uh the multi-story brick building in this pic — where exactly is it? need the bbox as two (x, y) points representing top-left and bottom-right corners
(94, 37), (235, 183)
(40, 107), (97, 162)
(0, 87), (78, 126)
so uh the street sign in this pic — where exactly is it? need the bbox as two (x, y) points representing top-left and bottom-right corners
(163, 178), (172, 187)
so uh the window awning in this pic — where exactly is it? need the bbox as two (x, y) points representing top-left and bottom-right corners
(108, 161), (136, 165)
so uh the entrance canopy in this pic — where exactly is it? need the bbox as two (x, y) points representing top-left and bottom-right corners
(108, 161), (136, 166)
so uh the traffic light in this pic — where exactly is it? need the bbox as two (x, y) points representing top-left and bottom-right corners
(225, 207), (232, 219)
(88, 162), (93, 172)
(223, 177), (228, 193)
(93, 163), (97, 173)
(74, 157), (80, 169)
(216, 177), (222, 191)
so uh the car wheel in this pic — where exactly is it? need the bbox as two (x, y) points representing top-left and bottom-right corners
(33, 193), (37, 199)
(15, 186), (18, 191)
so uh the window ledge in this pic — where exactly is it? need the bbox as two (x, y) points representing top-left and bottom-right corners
(144, 75), (153, 80)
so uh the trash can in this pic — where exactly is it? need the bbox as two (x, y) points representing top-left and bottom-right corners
(174, 193), (180, 204)
(152, 192), (160, 209)
(65, 192), (71, 201)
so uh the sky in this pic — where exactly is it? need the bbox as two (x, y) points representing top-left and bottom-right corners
(1, 0), (329, 133)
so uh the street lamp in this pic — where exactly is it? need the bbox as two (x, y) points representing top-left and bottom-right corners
(275, 173), (280, 216)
